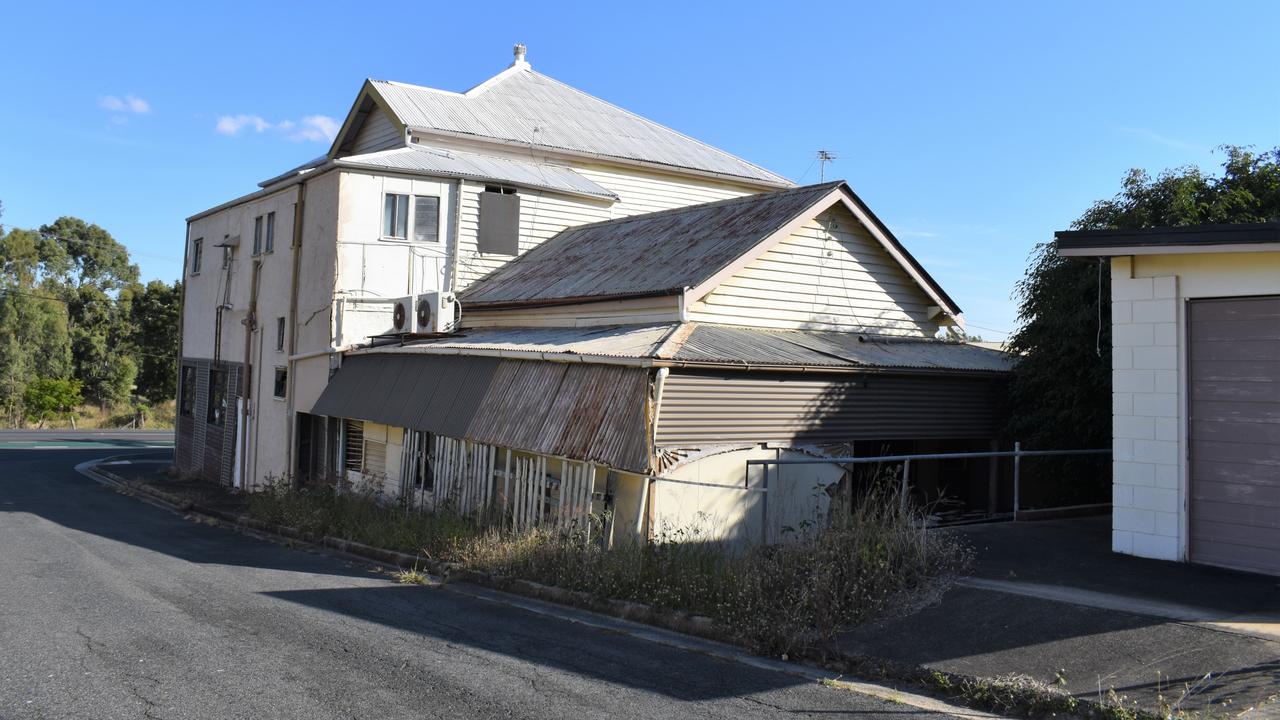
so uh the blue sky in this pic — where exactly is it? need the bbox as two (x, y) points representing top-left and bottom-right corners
(1, 1), (1276, 340)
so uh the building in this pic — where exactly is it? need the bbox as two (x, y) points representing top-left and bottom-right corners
(178, 45), (790, 490)
(178, 46), (1011, 544)
(1057, 222), (1280, 576)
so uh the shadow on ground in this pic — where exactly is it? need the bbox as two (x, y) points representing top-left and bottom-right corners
(0, 449), (369, 580)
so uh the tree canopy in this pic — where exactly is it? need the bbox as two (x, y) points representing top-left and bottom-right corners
(0, 208), (180, 425)
(1006, 146), (1280, 462)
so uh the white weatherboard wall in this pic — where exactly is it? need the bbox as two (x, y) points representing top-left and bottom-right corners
(1110, 252), (1280, 563)
(687, 206), (938, 335)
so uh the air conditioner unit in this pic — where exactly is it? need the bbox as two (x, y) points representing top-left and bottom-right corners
(414, 292), (459, 334)
(390, 296), (415, 334)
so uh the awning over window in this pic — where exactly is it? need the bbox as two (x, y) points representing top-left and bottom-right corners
(311, 354), (653, 473)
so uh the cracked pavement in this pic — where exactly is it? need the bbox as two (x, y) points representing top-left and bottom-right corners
(0, 446), (957, 719)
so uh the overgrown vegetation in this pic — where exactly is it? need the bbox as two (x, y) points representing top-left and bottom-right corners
(0, 205), (180, 427)
(1006, 146), (1280, 504)
(247, 477), (971, 655)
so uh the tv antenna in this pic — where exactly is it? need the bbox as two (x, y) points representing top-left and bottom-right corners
(816, 150), (837, 182)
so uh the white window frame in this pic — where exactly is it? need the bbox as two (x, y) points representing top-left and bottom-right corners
(382, 193), (409, 241)
(381, 192), (441, 244)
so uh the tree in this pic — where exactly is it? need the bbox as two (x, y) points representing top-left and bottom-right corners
(130, 279), (182, 403)
(38, 218), (140, 408)
(1006, 146), (1280, 467)
(23, 378), (82, 428)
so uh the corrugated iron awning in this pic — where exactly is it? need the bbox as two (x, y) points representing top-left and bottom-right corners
(311, 354), (652, 473)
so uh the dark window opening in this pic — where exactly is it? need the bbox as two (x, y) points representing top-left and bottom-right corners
(179, 366), (196, 416)
(253, 215), (263, 255)
(273, 367), (287, 399)
(191, 238), (203, 275)
(275, 317), (286, 351)
(207, 369), (228, 426)
(265, 211), (276, 253)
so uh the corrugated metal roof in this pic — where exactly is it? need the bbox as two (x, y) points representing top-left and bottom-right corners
(359, 324), (678, 360)
(337, 145), (618, 201)
(370, 69), (790, 187)
(354, 322), (1011, 374)
(311, 354), (652, 472)
(671, 325), (1014, 373)
(258, 155), (328, 188)
(458, 182), (843, 307)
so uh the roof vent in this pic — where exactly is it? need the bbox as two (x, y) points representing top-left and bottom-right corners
(511, 43), (529, 68)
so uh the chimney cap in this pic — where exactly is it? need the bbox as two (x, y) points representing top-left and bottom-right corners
(511, 43), (529, 68)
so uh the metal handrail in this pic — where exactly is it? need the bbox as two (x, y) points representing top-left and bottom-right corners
(747, 444), (1112, 542)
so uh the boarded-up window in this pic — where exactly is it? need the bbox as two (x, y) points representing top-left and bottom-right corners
(413, 196), (439, 243)
(478, 189), (519, 255)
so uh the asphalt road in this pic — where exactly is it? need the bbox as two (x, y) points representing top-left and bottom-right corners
(0, 444), (949, 719)
(0, 428), (173, 449)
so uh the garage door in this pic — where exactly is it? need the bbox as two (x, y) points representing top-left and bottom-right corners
(1188, 296), (1280, 576)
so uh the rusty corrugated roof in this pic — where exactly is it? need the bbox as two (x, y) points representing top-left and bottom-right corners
(458, 182), (844, 307)
(311, 354), (652, 472)
(354, 323), (1012, 374)
(671, 325), (1014, 373)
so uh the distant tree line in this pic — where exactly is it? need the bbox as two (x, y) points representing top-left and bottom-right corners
(0, 205), (180, 427)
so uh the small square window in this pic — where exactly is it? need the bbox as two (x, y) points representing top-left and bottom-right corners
(191, 238), (203, 275)
(275, 317), (286, 352)
(253, 215), (263, 255)
(273, 367), (287, 399)
(265, 211), (276, 253)
(383, 194), (408, 239)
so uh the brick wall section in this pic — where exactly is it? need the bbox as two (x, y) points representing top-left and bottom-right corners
(174, 357), (243, 487)
(1110, 266), (1181, 561)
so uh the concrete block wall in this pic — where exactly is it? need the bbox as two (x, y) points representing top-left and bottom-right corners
(1110, 260), (1181, 561)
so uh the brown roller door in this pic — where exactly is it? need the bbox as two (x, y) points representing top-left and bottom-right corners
(1188, 296), (1280, 576)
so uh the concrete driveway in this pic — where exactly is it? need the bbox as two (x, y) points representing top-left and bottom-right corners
(841, 516), (1280, 717)
(1, 444), (972, 720)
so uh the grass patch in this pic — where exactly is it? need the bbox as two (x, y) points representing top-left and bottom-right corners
(391, 566), (432, 585)
(247, 477), (970, 656)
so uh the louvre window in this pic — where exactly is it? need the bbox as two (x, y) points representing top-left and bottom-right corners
(413, 196), (439, 243)
(344, 420), (364, 472)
